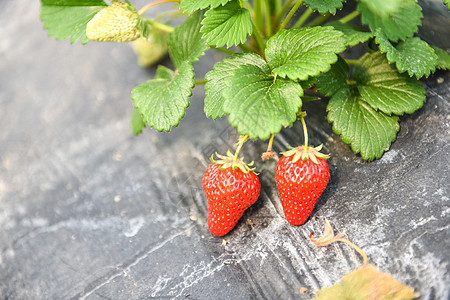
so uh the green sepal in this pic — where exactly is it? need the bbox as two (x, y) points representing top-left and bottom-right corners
(281, 145), (330, 164)
(211, 151), (257, 174)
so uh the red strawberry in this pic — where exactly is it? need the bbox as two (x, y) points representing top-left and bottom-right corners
(276, 145), (330, 225)
(202, 151), (260, 236)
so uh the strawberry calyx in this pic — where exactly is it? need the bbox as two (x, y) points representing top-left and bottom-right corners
(210, 151), (256, 174)
(281, 145), (330, 164)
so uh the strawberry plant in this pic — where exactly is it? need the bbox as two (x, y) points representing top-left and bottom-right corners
(40, 0), (449, 233)
(40, 0), (449, 161)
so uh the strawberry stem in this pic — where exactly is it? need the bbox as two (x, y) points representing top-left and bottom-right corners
(262, 133), (277, 160)
(233, 135), (249, 162)
(146, 20), (174, 32)
(299, 112), (309, 158)
(138, 0), (180, 15)
(267, 133), (275, 153)
(292, 6), (313, 29)
(338, 10), (360, 24)
(194, 79), (207, 85)
(279, 0), (303, 30)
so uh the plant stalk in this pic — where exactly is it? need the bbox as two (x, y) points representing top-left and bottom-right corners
(238, 43), (256, 53)
(338, 10), (360, 24)
(252, 21), (266, 54)
(194, 79), (207, 85)
(292, 6), (313, 28)
(211, 46), (235, 55)
(147, 20), (174, 32)
(267, 134), (275, 152)
(263, 0), (273, 36)
(138, 0), (180, 15)
(275, 0), (282, 15)
(277, 0), (295, 24)
(345, 58), (358, 65)
(305, 13), (330, 27)
(279, 0), (303, 31)
(234, 135), (249, 162)
(254, 0), (264, 32)
(300, 112), (309, 152)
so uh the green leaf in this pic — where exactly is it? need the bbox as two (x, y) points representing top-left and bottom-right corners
(325, 52), (426, 160)
(326, 21), (373, 47)
(357, 0), (422, 42)
(316, 55), (349, 97)
(375, 31), (438, 78)
(131, 63), (194, 132)
(354, 52), (426, 115)
(300, 77), (318, 90)
(205, 54), (263, 119)
(327, 87), (399, 161)
(180, 0), (231, 12)
(304, 0), (346, 15)
(218, 54), (303, 140)
(200, 0), (252, 47)
(131, 108), (146, 136)
(168, 10), (209, 68)
(432, 46), (450, 69)
(40, 0), (107, 44)
(445, 0), (450, 10)
(266, 27), (346, 81)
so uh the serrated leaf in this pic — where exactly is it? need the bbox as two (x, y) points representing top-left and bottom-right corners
(200, 0), (252, 47)
(204, 54), (263, 119)
(266, 27), (346, 81)
(357, 0), (422, 42)
(304, 0), (346, 15)
(217, 54), (303, 140)
(40, 0), (107, 44)
(354, 52), (426, 115)
(131, 63), (194, 132)
(180, 0), (231, 12)
(130, 108), (146, 136)
(375, 31), (438, 78)
(326, 21), (373, 47)
(168, 10), (208, 68)
(327, 87), (399, 161)
(315, 265), (419, 299)
(316, 55), (349, 97)
(300, 77), (318, 90)
(432, 46), (450, 69)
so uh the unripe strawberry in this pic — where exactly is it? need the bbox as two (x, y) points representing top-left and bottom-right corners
(276, 145), (330, 225)
(86, 1), (140, 42)
(202, 152), (260, 236)
(132, 32), (168, 67)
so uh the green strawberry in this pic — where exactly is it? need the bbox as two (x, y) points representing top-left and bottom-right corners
(276, 145), (330, 225)
(202, 152), (260, 236)
(86, 1), (140, 42)
(131, 31), (168, 67)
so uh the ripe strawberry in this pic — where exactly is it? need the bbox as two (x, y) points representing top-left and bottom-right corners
(202, 152), (260, 236)
(276, 145), (330, 225)
(86, 1), (140, 42)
